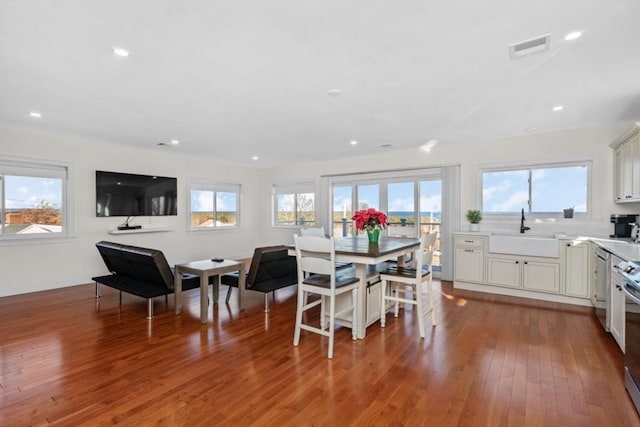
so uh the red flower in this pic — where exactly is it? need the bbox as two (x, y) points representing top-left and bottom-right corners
(351, 208), (388, 231)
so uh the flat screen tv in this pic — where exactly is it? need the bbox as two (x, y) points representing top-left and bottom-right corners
(96, 170), (177, 217)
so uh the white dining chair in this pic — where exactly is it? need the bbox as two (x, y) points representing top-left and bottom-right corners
(379, 233), (436, 338)
(293, 234), (359, 359)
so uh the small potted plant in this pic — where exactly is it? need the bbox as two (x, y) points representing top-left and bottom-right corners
(563, 206), (574, 219)
(466, 209), (482, 232)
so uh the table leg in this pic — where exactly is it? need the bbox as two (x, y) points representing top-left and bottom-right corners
(355, 263), (367, 339)
(174, 267), (183, 315)
(212, 275), (219, 304)
(238, 266), (246, 310)
(200, 273), (208, 324)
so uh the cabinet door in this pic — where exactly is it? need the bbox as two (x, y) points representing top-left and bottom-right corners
(621, 141), (634, 200)
(455, 248), (484, 283)
(632, 134), (640, 199)
(563, 241), (590, 298)
(610, 268), (625, 351)
(612, 124), (640, 203)
(487, 256), (521, 288)
(523, 260), (560, 293)
(366, 281), (381, 327)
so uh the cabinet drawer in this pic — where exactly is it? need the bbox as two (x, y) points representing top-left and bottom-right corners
(454, 236), (486, 248)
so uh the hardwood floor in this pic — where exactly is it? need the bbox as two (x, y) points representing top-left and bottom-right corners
(1, 280), (638, 426)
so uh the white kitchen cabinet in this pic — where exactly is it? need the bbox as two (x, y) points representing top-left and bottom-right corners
(610, 255), (626, 351)
(563, 240), (590, 298)
(487, 256), (521, 287)
(523, 260), (560, 293)
(454, 235), (486, 283)
(487, 254), (560, 293)
(611, 123), (640, 203)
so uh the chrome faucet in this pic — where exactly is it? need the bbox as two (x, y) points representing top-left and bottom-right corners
(520, 208), (531, 234)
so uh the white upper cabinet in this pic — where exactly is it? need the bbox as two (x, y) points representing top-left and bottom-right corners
(611, 123), (640, 203)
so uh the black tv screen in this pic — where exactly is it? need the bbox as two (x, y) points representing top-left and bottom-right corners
(96, 170), (177, 217)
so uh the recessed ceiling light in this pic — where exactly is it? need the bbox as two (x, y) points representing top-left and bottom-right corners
(350, 140), (358, 146)
(157, 139), (180, 147)
(328, 89), (342, 97)
(29, 111), (42, 118)
(252, 156), (259, 160)
(419, 139), (438, 152)
(113, 47), (129, 57)
(552, 105), (564, 112)
(564, 31), (582, 41)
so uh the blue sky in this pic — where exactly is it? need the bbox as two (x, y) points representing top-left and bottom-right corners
(483, 166), (587, 212)
(190, 190), (237, 212)
(4, 176), (62, 209)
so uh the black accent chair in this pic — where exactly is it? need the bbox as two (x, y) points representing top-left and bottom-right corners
(92, 241), (203, 319)
(221, 245), (298, 312)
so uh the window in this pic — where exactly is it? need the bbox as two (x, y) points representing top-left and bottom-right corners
(0, 157), (72, 241)
(482, 162), (589, 214)
(188, 180), (240, 230)
(273, 182), (315, 227)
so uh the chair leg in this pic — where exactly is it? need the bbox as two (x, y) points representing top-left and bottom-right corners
(416, 282), (425, 339)
(146, 298), (154, 320)
(225, 286), (232, 303)
(320, 296), (326, 330)
(264, 293), (270, 313)
(328, 295), (336, 359)
(351, 287), (357, 341)
(95, 282), (101, 298)
(428, 277), (436, 326)
(293, 290), (305, 346)
(393, 283), (400, 317)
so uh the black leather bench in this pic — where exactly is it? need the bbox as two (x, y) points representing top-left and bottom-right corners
(92, 241), (202, 319)
(221, 245), (298, 312)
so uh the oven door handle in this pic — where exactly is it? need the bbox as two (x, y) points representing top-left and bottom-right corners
(622, 282), (640, 305)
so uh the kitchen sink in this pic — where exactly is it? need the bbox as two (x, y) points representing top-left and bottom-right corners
(489, 233), (561, 257)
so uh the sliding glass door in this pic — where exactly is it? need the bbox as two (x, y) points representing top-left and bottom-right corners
(330, 173), (442, 273)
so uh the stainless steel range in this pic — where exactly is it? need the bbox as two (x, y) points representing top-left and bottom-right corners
(619, 260), (640, 415)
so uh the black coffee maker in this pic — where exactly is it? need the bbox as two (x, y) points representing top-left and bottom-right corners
(611, 214), (638, 238)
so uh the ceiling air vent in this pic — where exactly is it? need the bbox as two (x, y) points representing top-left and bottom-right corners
(508, 33), (551, 59)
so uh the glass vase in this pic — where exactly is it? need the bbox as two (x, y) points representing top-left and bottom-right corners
(367, 229), (380, 243)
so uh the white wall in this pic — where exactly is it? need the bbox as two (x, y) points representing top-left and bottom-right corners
(2, 122), (638, 296)
(0, 126), (261, 297)
(259, 122), (640, 245)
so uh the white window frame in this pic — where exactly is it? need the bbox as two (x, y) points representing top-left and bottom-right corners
(187, 178), (241, 231)
(272, 181), (316, 228)
(0, 156), (74, 244)
(479, 160), (592, 218)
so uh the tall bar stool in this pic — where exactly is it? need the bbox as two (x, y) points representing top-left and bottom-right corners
(379, 233), (436, 338)
(293, 234), (359, 359)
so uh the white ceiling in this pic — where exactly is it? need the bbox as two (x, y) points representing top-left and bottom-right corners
(1, 1), (639, 168)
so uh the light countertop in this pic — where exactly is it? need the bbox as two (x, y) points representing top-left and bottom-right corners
(590, 238), (640, 262)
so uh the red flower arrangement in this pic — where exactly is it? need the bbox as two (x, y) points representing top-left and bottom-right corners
(352, 208), (388, 232)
